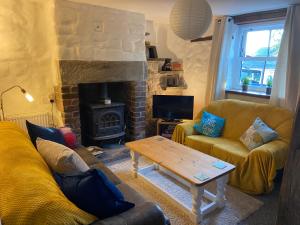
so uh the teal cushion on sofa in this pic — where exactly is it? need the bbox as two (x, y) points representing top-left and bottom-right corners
(194, 111), (225, 137)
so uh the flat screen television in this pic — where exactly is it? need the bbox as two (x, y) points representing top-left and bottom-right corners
(153, 95), (194, 120)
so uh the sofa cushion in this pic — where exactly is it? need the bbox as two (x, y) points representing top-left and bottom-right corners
(211, 141), (249, 164)
(185, 135), (245, 156)
(240, 118), (278, 150)
(54, 169), (135, 220)
(194, 111), (225, 137)
(36, 138), (90, 175)
(26, 120), (65, 147)
(0, 122), (96, 225)
(90, 162), (122, 185)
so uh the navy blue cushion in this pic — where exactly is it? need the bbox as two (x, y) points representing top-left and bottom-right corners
(54, 169), (135, 219)
(26, 121), (65, 147)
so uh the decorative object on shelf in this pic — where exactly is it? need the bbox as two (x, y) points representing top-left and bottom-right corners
(241, 77), (250, 92)
(159, 74), (187, 90)
(169, 0), (212, 41)
(171, 61), (183, 71)
(162, 58), (172, 71)
(166, 74), (180, 87)
(0, 85), (34, 121)
(266, 76), (273, 95)
(146, 46), (158, 59)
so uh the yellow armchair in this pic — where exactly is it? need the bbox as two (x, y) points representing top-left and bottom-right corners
(172, 99), (294, 194)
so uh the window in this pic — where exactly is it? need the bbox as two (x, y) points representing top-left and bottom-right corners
(230, 21), (284, 92)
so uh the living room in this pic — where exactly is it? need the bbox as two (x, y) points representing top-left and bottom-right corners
(0, 0), (300, 225)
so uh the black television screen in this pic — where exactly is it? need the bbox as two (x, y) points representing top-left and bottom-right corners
(153, 95), (194, 120)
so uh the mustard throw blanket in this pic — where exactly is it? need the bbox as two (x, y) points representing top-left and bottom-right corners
(172, 100), (293, 194)
(0, 122), (96, 225)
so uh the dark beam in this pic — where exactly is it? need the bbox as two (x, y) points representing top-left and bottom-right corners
(191, 36), (213, 43)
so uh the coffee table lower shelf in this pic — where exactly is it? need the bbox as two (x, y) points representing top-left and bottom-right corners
(130, 151), (228, 225)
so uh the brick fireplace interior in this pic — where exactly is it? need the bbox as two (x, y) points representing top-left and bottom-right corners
(78, 82), (146, 146)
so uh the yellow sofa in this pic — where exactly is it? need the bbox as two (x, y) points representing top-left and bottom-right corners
(172, 99), (294, 194)
(0, 122), (96, 225)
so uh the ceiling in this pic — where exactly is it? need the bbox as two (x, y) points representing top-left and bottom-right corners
(70, 0), (300, 22)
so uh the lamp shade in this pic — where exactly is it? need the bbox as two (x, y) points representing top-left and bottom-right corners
(169, 0), (212, 41)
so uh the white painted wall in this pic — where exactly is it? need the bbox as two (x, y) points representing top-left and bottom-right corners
(146, 21), (214, 117)
(55, 0), (146, 61)
(0, 0), (147, 121)
(0, 0), (60, 119)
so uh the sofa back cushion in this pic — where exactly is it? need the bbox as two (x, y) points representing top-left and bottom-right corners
(196, 100), (293, 143)
(0, 122), (96, 225)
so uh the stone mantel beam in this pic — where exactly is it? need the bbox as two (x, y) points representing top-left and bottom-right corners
(59, 60), (147, 85)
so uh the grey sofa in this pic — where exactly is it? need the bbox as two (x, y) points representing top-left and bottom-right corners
(76, 148), (169, 225)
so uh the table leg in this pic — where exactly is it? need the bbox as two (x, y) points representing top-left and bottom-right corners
(191, 185), (204, 224)
(130, 151), (139, 178)
(216, 174), (228, 208)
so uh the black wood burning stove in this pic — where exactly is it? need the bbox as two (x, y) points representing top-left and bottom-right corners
(80, 102), (125, 146)
(79, 83), (126, 146)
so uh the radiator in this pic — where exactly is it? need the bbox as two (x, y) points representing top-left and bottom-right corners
(7, 113), (52, 132)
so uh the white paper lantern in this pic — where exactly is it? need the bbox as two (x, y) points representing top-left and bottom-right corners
(170, 0), (212, 40)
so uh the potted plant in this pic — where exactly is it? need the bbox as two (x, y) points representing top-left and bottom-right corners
(241, 77), (250, 92)
(266, 76), (273, 95)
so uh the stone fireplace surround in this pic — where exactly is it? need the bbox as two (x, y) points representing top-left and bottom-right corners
(55, 60), (147, 144)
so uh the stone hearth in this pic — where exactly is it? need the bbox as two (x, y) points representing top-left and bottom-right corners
(55, 60), (147, 144)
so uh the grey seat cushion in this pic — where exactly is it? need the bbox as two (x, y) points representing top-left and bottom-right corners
(116, 183), (146, 206)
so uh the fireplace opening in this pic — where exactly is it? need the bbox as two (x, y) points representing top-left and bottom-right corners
(78, 81), (146, 147)
(79, 82), (126, 146)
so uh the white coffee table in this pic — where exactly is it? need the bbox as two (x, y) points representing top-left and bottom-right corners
(126, 136), (235, 224)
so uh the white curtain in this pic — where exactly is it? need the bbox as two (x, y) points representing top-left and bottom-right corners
(270, 5), (300, 112)
(205, 16), (235, 105)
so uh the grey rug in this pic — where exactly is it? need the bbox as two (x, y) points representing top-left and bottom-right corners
(108, 158), (263, 225)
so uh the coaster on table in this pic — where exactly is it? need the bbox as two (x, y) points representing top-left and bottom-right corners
(212, 161), (227, 169)
(194, 173), (210, 182)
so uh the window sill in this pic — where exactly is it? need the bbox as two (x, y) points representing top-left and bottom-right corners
(225, 89), (270, 99)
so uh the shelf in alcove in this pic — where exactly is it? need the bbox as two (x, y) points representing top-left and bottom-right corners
(165, 86), (187, 90)
(159, 70), (184, 75)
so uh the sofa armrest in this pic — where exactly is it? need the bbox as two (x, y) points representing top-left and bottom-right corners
(240, 140), (289, 194)
(172, 120), (197, 144)
(90, 202), (169, 225)
(250, 140), (289, 170)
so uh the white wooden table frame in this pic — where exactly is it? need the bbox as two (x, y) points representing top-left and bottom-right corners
(130, 151), (229, 225)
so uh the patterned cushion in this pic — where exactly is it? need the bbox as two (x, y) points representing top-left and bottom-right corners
(194, 111), (225, 137)
(240, 117), (278, 150)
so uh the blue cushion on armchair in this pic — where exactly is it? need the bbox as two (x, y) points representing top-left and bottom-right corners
(54, 169), (135, 219)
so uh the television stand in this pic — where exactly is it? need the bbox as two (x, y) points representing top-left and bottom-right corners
(156, 119), (183, 139)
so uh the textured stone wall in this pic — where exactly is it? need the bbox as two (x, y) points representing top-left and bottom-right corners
(146, 21), (213, 117)
(58, 60), (147, 85)
(146, 61), (183, 136)
(55, 0), (146, 61)
(0, 0), (60, 119)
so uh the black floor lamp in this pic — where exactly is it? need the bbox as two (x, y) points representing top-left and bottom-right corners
(0, 85), (34, 121)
